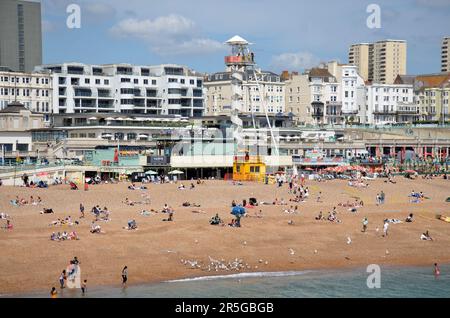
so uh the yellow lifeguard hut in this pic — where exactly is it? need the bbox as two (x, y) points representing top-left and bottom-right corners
(233, 152), (266, 182)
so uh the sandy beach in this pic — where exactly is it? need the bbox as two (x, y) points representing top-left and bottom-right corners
(1, 177), (449, 295)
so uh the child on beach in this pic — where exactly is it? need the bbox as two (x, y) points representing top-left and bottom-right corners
(50, 287), (58, 298)
(362, 217), (368, 233)
(122, 266), (128, 286)
(81, 280), (87, 295)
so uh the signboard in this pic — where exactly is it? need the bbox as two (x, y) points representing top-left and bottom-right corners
(147, 156), (170, 166)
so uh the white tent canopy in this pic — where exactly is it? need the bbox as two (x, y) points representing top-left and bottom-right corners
(168, 170), (184, 175)
(145, 170), (158, 175)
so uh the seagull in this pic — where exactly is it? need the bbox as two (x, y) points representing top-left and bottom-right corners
(289, 248), (295, 255)
(347, 237), (352, 245)
(314, 249), (318, 254)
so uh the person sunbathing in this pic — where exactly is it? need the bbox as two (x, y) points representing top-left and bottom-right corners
(40, 208), (54, 214)
(178, 184), (186, 190)
(123, 198), (135, 206)
(406, 213), (414, 223)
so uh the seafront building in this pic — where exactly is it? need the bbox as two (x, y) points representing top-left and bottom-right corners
(204, 70), (285, 116)
(0, 68), (52, 123)
(0, 0), (42, 73)
(395, 73), (450, 122)
(348, 40), (407, 84)
(37, 63), (206, 117)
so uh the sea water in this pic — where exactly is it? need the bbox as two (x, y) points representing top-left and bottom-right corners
(10, 265), (450, 298)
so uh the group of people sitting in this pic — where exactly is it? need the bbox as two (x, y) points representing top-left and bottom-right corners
(91, 205), (111, 221)
(283, 206), (299, 214)
(40, 208), (54, 214)
(49, 216), (79, 227)
(177, 183), (196, 190)
(50, 231), (79, 241)
(1, 219), (13, 230)
(315, 208), (341, 223)
(10, 196), (43, 207)
(409, 190), (426, 203)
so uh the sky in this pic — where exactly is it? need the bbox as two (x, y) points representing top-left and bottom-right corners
(38, 0), (450, 75)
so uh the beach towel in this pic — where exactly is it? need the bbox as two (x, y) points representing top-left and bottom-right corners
(10, 200), (18, 206)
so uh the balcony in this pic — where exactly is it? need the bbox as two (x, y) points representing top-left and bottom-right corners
(373, 109), (396, 115)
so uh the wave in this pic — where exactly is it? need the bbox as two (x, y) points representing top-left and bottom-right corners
(165, 270), (314, 283)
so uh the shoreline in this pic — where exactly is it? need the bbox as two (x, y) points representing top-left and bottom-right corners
(3, 261), (448, 297)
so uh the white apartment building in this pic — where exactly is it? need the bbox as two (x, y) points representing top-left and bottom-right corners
(339, 65), (366, 123)
(0, 68), (52, 123)
(37, 63), (205, 117)
(365, 83), (416, 124)
(308, 68), (342, 125)
(205, 70), (285, 116)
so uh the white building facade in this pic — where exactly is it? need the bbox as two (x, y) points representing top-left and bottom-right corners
(38, 63), (205, 117)
(204, 70), (285, 117)
(0, 69), (52, 123)
(365, 83), (416, 124)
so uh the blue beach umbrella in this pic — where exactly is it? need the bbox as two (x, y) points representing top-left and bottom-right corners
(231, 206), (246, 216)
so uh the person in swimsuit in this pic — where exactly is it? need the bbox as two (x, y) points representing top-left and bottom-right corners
(434, 263), (440, 277)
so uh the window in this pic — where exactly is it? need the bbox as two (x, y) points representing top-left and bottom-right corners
(134, 79), (139, 84)
(95, 79), (101, 85)
(152, 80), (157, 85)
(168, 78), (178, 83)
(85, 78), (90, 84)
(144, 79), (148, 85)
(104, 79), (110, 85)
(190, 80), (195, 85)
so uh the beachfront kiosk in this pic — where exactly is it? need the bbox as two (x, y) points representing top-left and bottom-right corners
(233, 152), (266, 182)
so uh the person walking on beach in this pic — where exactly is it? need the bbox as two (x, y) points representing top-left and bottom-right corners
(362, 217), (368, 233)
(80, 203), (85, 219)
(383, 220), (389, 237)
(317, 192), (322, 203)
(380, 191), (385, 204)
(59, 270), (66, 289)
(81, 280), (87, 295)
(122, 266), (128, 286)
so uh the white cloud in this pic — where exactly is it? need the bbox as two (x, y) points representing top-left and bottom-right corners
(270, 52), (321, 72)
(110, 15), (225, 56)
